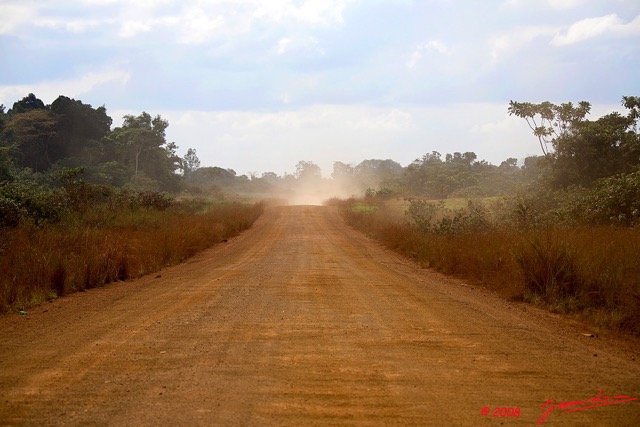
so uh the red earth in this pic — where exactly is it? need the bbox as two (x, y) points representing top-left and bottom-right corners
(1, 206), (639, 425)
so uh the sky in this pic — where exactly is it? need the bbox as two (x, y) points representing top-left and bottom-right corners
(1, 0), (639, 177)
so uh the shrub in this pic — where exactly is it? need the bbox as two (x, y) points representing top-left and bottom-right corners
(515, 233), (579, 301)
(580, 171), (640, 225)
(0, 181), (64, 226)
(339, 196), (640, 335)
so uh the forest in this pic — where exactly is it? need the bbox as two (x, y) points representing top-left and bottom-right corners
(4, 93), (638, 211)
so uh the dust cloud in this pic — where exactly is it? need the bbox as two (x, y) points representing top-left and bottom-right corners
(285, 179), (359, 206)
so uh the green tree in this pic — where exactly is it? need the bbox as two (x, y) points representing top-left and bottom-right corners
(508, 100), (591, 156)
(104, 112), (182, 191)
(112, 112), (169, 175)
(189, 167), (238, 186)
(553, 111), (637, 187)
(2, 109), (61, 172)
(0, 147), (13, 183)
(182, 148), (201, 178)
(8, 93), (46, 116)
(509, 97), (640, 188)
(49, 96), (112, 164)
(0, 104), (6, 134)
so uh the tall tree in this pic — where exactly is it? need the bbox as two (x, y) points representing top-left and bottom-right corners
(1, 109), (61, 172)
(49, 96), (112, 163)
(0, 104), (6, 134)
(181, 148), (201, 178)
(510, 97), (640, 188)
(110, 112), (168, 175)
(295, 160), (322, 181)
(105, 112), (182, 191)
(553, 110), (638, 187)
(508, 100), (591, 156)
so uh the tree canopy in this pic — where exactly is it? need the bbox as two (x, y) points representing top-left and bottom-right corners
(0, 94), (194, 193)
(510, 96), (640, 188)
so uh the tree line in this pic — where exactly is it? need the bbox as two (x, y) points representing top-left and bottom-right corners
(0, 93), (194, 192)
(2, 93), (638, 215)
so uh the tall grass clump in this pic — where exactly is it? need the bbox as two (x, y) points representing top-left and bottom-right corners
(0, 183), (263, 312)
(336, 196), (640, 336)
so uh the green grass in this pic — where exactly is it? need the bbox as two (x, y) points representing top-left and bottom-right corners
(351, 203), (378, 213)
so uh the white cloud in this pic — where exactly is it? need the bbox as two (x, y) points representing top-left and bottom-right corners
(490, 26), (557, 62)
(119, 20), (153, 38)
(502, 0), (585, 10)
(0, 2), (37, 35)
(470, 114), (519, 134)
(0, 0), (352, 41)
(351, 109), (414, 131)
(274, 35), (322, 55)
(547, 0), (585, 10)
(0, 69), (131, 107)
(64, 19), (106, 33)
(89, 1), (353, 44)
(253, 0), (350, 27)
(552, 14), (640, 46)
(175, 9), (225, 44)
(281, 93), (292, 104)
(277, 37), (292, 54)
(406, 40), (451, 68)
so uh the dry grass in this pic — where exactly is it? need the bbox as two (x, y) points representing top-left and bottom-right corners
(336, 198), (640, 336)
(0, 202), (263, 311)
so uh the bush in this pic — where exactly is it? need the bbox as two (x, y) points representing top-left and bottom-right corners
(0, 196), (22, 228)
(580, 171), (640, 225)
(0, 181), (64, 226)
(515, 234), (578, 301)
(406, 199), (442, 233)
(406, 199), (491, 235)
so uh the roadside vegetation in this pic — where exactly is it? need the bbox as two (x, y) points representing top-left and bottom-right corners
(0, 94), (263, 312)
(331, 97), (640, 336)
(0, 176), (263, 311)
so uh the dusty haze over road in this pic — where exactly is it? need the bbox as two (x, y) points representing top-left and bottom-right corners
(1, 206), (639, 425)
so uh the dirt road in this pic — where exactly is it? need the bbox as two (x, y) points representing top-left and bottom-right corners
(1, 206), (639, 426)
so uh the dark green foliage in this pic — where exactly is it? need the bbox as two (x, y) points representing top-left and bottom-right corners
(49, 95), (112, 163)
(135, 191), (174, 210)
(579, 171), (640, 225)
(0, 147), (13, 183)
(2, 109), (61, 172)
(0, 196), (22, 228)
(552, 112), (638, 187)
(0, 94), (194, 194)
(0, 180), (64, 226)
(9, 93), (46, 115)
